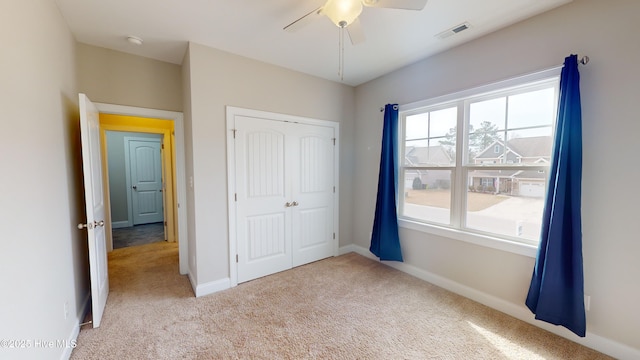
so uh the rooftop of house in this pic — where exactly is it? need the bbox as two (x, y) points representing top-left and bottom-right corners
(475, 136), (552, 160)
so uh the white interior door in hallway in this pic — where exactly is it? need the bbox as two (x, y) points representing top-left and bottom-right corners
(228, 109), (339, 284)
(126, 138), (164, 225)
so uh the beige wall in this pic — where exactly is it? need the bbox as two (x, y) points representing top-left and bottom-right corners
(181, 46), (198, 282)
(184, 42), (356, 285)
(354, 0), (640, 354)
(0, 1), (86, 359)
(77, 43), (183, 112)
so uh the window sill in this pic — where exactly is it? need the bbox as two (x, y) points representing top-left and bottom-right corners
(398, 218), (538, 258)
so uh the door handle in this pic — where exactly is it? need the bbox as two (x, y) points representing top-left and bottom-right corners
(132, 185), (137, 190)
(292, 201), (299, 207)
(285, 202), (292, 207)
(78, 220), (104, 230)
(77, 223), (92, 230)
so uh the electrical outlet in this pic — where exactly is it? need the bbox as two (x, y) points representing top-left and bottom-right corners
(64, 301), (69, 320)
(584, 295), (591, 311)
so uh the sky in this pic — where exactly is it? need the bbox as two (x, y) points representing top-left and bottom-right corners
(404, 87), (557, 146)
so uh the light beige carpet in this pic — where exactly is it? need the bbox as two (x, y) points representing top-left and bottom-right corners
(71, 242), (611, 359)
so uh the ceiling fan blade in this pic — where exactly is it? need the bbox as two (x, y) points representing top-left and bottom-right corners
(346, 18), (366, 45)
(284, 6), (324, 32)
(362, 0), (428, 10)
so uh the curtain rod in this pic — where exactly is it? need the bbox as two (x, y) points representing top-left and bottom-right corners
(578, 55), (590, 65)
(380, 55), (590, 112)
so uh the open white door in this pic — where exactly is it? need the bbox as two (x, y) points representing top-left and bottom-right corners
(78, 93), (109, 328)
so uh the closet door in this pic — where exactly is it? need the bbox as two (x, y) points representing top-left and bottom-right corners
(235, 116), (292, 283)
(233, 113), (336, 283)
(291, 123), (335, 267)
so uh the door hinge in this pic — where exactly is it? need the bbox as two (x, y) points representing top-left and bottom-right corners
(332, 138), (336, 145)
(236, 254), (239, 263)
(232, 129), (237, 138)
(333, 233), (336, 240)
(161, 143), (165, 149)
(234, 193), (237, 201)
(164, 221), (167, 226)
(333, 186), (335, 193)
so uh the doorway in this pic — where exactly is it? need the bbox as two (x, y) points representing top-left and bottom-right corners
(106, 131), (166, 249)
(95, 104), (188, 275)
(100, 114), (177, 252)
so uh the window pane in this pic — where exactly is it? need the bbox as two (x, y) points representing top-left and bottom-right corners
(468, 87), (557, 165)
(404, 107), (457, 166)
(505, 130), (553, 165)
(402, 169), (452, 225)
(507, 88), (556, 129)
(468, 98), (505, 161)
(429, 107), (457, 137)
(469, 97), (506, 131)
(466, 170), (547, 241)
(405, 140), (455, 166)
(405, 113), (429, 140)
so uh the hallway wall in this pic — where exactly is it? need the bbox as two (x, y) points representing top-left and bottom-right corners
(77, 43), (183, 112)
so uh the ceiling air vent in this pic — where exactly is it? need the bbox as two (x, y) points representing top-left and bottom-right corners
(436, 22), (471, 39)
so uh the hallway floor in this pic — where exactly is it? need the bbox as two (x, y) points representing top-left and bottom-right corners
(112, 222), (165, 249)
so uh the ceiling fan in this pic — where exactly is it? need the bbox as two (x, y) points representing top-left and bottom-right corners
(284, 0), (429, 45)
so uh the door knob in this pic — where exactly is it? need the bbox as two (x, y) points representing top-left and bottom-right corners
(77, 222), (93, 230)
(285, 202), (292, 207)
(77, 220), (104, 229)
(292, 201), (299, 207)
(132, 185), (137, 190)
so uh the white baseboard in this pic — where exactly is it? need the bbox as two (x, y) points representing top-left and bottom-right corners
(60, 292), (91, 360)
(338, 244), (357, 256)
(347, 244), (639, 360)
(111, 221), (130, 229)
(188, 272), (230, 298)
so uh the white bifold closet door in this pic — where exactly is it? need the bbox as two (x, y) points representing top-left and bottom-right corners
(234, 115), (335, 283)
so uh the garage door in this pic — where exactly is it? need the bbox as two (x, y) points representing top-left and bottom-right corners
(520, 182), (545, 198)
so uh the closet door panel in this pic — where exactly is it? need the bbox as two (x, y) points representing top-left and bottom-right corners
(291, 124), (335, 267)
(235, 116), (292, 283)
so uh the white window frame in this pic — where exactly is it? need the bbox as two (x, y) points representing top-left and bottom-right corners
(398, 68), (561, 258)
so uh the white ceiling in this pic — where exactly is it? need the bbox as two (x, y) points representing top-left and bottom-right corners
(54, 0), (571, 86)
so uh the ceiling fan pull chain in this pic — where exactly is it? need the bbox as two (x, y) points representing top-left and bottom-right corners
(339, 25), (344, 81)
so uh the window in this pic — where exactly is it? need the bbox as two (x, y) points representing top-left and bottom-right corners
(399, 70), (560, 249)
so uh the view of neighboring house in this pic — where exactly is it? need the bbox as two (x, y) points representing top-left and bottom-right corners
(469, 136), (552, 197)
(404, 145), (452, 190)
(405, 136), (552, 198)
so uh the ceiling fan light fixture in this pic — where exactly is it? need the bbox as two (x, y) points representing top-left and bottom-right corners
(127, 36), (143, 46)
(323, 0), (363, 27)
